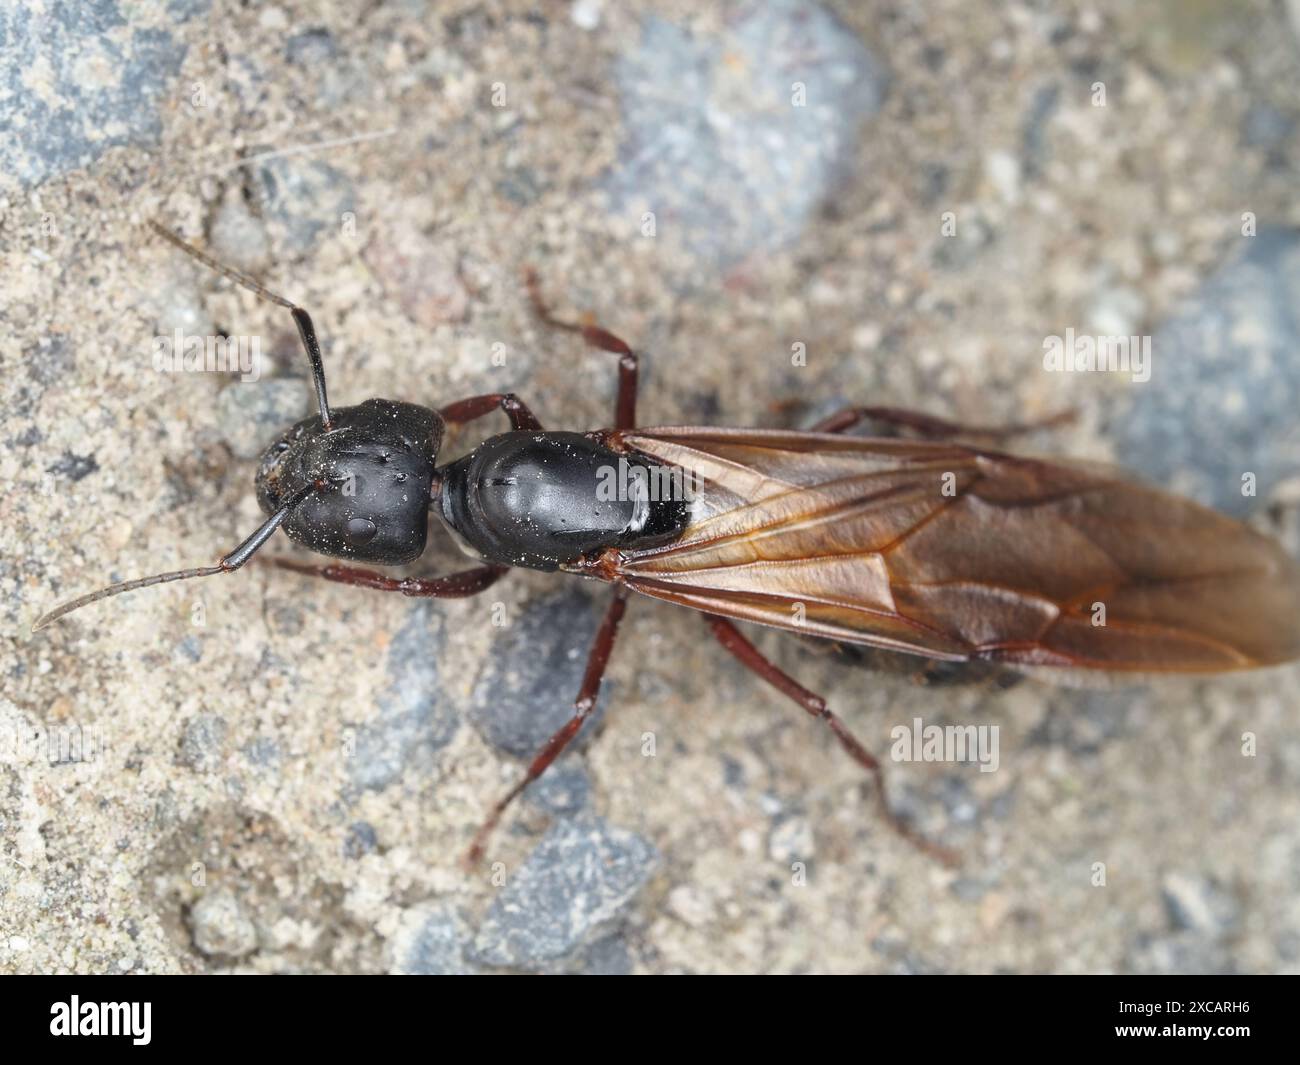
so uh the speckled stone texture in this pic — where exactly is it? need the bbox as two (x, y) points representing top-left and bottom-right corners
(3, 0), (1300, 974)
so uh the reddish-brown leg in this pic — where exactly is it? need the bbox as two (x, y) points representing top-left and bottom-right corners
(265, 558), (509, 597)
(439, 392), (543, 431)
(465, 587), (630, 866)
(811, 404), (1075, 441)
(705, 614), (959, 866)
(524, 269), (638, 430)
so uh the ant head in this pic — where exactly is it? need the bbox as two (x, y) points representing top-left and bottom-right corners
(256, 398), (445, 565)
(33, 225), (460, 632)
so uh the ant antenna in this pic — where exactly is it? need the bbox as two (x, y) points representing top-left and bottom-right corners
(147, 221), (333, 429)
(33, 483), (316, 631)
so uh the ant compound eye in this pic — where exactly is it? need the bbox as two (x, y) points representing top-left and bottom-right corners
(345, 517), (378, 545)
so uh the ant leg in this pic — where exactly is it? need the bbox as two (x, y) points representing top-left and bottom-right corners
(265, 558), (509, 597)
(465, 587), (629, 866)
(150, 222), (333, 429)
(524, 269), (637, 430)
(439, 392), (543, 432)
(705, 614), (959, 866)
(810, 405), (1075, 442)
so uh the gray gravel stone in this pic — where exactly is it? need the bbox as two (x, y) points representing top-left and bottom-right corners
(467, 589), (612, 758)
(0, 1), (205, 189)
(523, 758), (591, 816)
(349, 604), (457, 792)
(285, 27), (337, 67)
(1020, 82), (1061, 180)
(603, 1), (887, 270)
(215, 379), (310, 460)
(254, 157), (356, 252)
(1161, 872), (1242, 936)
(343, 821), (378, 860)
(932, 774), (979, 826)
(177, 713), (227, 773)
(279, 26), (365, 110)
(398, 905), (480, 975)
(471, 815), (658, 970)
(243, 736), (280, 768)
(564, 933), (634, 976)
(1114, 228), (1300, 513)
(172, 634), (203, 664)
(166, 0), (210, 18)
(1241, 101), (1294, 161)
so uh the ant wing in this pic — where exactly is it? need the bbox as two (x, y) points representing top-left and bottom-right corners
(604, 427), (1300, 676)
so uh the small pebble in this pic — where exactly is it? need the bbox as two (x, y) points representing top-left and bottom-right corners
(1115, 229), (1300, 513)
(255, 157), (356, 252)
(1161, 872), (1241, 936)
(398, 906), (479, 975)
(350, 605), (456, 791)
(472, 815), (657, 970)
(189, 890), (258, 959)
(468, 589), (611, 758)
(177, 713), (228, 773)
(603, 5), (888, 270)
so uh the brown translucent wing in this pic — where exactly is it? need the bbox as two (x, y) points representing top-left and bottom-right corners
(598, 427), (1300, 674)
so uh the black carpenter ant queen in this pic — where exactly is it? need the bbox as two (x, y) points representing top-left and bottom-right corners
(35, 222), (1300, 864)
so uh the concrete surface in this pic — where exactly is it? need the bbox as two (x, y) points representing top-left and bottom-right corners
(3, 0), (1300, 974)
